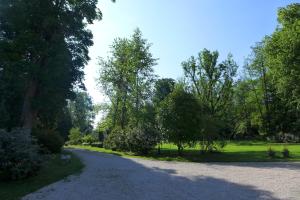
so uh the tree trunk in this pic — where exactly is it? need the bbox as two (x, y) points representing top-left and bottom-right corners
(157, 143), (161, 155)
(135, 70), (140, 126)
(112, 95), (120, 128)
(261, 62), (271, 135)
(177, 144), (183, 156)
(120, 92), (127, 129)
(21, 79), (37, 131)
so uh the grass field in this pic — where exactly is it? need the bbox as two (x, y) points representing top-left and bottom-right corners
(0, 151), (84, 200)
(69, 141), (300, 162)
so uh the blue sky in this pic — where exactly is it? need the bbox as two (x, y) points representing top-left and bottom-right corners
(84, 0), (297, 107)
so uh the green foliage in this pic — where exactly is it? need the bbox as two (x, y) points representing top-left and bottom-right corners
(103, 125), (159, 154)
(263, 3), (300, 137)
(231, 4), (300, 140)
(96, 117), (112, 133)
(0, 129), (43, 180)
(153, 78), (175, 104)
(199, 117), (227, 152)
(0, 152), (83, 200)
(99, 3), (300, 155)
(68, 91), (95, 134)
(98, 28), (157, 129)
(182, 49), (237, 139)
(0, 0), (101, 129)
(158, 86), (202, 153)
(233, 79), (260, 138)
(103, 127), (128, 151)
(33, 129), (64, 153)
(82, 134), (98, 145)
(72, 141), (300, 162)
(68, 128), (82, 145)
(182, 49), (237, 116)
(56, 108), (73, 141)
(126, 126), (160, 154)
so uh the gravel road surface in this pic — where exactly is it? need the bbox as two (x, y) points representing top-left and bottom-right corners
(22, 149), (300, 200)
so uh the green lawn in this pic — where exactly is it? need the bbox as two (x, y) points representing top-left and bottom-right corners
(69, 141), (300, 162)
(0, 151), (84, 200)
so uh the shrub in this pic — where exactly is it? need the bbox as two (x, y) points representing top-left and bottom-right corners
(126, 126), (160, 155)
(275, 132), (299, 143)
(199, 117), (227, 153)
(103, 127), (127, 151)
(81, 134), (98, 145)
(158, 86), (204, 154)
(282, 147), (290, 158)
(103, 125), (160, 154)
(68, 128), (82, 145)
(33, 129), (64, 153)
(267, 147), (276, 158)
(0, 128), (43, 180)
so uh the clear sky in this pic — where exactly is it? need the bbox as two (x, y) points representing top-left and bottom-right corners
(84, 0), (297, 109)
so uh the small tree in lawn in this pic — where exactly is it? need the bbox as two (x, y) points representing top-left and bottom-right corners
(158, 85), (202, 155)
(68, 128), (82, 145)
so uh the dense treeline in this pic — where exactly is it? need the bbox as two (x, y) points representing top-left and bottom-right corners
(97, 3), (300, 154)
(0, 1), (299, 179)
(0, 0), (101, 179)
(0, 0), (98, 137)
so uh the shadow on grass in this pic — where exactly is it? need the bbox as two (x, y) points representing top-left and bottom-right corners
(145, 149), (300, 170)
(230, 140), (300, 146)
(69, 145), (300, 171)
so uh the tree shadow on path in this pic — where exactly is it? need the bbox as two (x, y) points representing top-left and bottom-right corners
(60, 149), (282, 200)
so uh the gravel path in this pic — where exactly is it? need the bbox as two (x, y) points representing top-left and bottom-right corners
(22, 149), (300, 200)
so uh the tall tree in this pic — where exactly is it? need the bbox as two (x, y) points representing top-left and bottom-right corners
(233, 79), (257, 137)
(182, 50), (237, 116)
(245, 42), (272, 135)
(56, 107), (73, 141)
(68, 91), (95, 134)
(98, 28), (157, 129)
(182, 49), (238, 135)
(264, 3), (300, 137)
(265, 3), (300, 108)
(0, 0), (102, 131)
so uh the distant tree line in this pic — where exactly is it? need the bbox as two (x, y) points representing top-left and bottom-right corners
(97, 3), (300, 154)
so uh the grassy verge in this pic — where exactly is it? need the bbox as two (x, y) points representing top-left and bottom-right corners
(0, 151), (84, 200)
(68, 141), (300, 162)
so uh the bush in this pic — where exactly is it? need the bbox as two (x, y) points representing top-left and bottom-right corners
(199, 117), (227, 153)
(275, 132), (299, 143)
(68, 128), (82, 145)
(126, 126), (160, 154)
(33, 129), (64, 153)
(267, 147), (276, 158)
(158, 86), (204, 154)
(103, 127), (127, 151)
(0, 128), (43, 180)
(103, 126), (159, 154)
(81, 134), (98, 145)
(282, 147), (290, 158)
